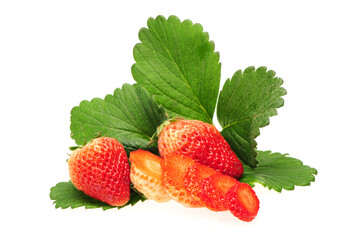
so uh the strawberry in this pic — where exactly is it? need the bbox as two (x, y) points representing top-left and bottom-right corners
(158, 119), (243, 178)
(68, 137), (130, 206)
(200, 174), (239, 211)
(226, 183), (260, 222)
(129, 150), (171, 203)
(161, 154), (203, 208)
(183, 163), (218, 201)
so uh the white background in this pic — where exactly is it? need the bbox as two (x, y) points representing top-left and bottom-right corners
(1, 0), (359, 239)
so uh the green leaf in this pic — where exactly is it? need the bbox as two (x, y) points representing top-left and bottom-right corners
(132, 15), (221, 124)
(240, 151), (318, 192)
(70, 84), (167, 153)
(50, 181), (146, 210)
(218, 66), (286, 167)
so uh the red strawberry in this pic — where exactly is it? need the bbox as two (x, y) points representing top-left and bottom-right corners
(161, 154), (203, 208)
(129, 150), (171, 203)
(68, 137), (130, 206)
(158, 119), (243, 178)
(200, 174), (239, 211)
(226, 183), (260, 222)
(183, 163), (218, 201)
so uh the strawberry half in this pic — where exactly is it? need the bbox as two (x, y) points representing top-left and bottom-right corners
(129, 150), (171, 203)
(158, 119), (243, 178)
(161, 154), (203, 208)
(183, 163), (218, 201)
(200, 174), (239, 211)
(68, 137), (130, 206)
(226, 183), (260, 222)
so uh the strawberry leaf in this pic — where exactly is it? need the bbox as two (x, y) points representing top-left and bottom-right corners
(217, 67), (286, 167)
(132, 15), (221, 124)
(70, 84), (167, 153)
(240, 151), (318, 192)
(50, 181), (146, 210)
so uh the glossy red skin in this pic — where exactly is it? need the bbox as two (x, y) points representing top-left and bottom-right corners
(158, 120), (243, 178)
(68, 137), (130, 206)
(226, 183), (260, 222)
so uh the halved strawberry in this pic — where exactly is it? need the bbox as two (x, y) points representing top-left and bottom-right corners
(129, 150), (171, 203)
(183, 163), (218, 201)
(200, 174), (239, 211)
(226, 183), (260, 222)
(161, 154), (203, 208)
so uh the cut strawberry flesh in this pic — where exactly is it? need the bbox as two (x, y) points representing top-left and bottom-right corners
(200, 174), (239, 211)
(129, 150), (170, 202)
(183, 163), (218, 201)
(130, 150), (162, 179)
(226, 183), (260, 222)
(161, 154), (203, 208)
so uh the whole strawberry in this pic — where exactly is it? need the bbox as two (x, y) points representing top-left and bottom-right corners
(68, 137), (130, 206)
(158, 119), (243, 178)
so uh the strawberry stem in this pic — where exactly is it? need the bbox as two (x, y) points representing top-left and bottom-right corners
(148, 116), (184, 146)
(156, 117), (183, 136)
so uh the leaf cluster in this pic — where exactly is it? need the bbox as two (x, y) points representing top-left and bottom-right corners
(50, 15), (317, 210)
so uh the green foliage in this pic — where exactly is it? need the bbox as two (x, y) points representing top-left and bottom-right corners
(51, 15), (318, 211)
(240, 151), (318, 192)
(217, 67), (286, 167)
(50, 181), (146, 210)
(70, 84), (167, 153)
(132, 15), (221, 124)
